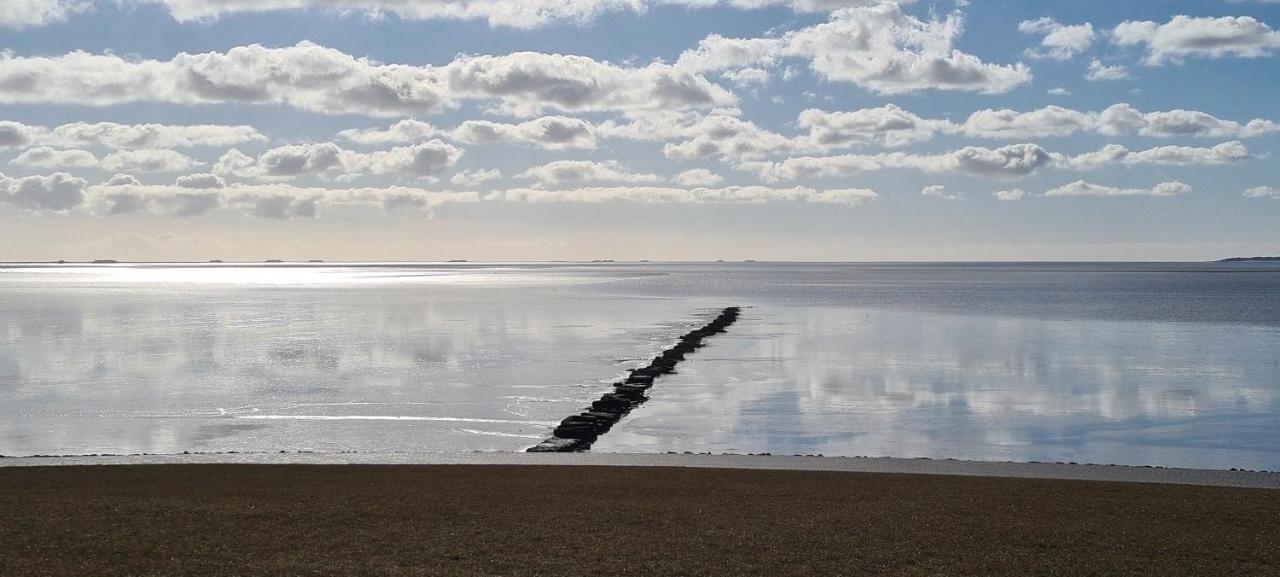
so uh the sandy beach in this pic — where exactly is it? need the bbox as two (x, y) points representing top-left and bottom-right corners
(2, 462), (1277, 577)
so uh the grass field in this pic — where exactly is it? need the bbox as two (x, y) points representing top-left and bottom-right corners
(2, 464), (1277, 576)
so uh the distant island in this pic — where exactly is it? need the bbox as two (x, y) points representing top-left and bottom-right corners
(1218, 257), (1280, 262)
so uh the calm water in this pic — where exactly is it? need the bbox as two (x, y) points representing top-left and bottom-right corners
(2, 262), (1278, 470)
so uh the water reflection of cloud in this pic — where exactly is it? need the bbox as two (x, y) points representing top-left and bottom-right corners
(596, 306), (1280, 470)
(0, 268), (722, 456)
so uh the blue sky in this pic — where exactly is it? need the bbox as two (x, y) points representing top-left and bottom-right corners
(1, 0), (1278, 261)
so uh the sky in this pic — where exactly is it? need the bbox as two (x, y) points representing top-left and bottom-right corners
(0, 0), (1279, 262)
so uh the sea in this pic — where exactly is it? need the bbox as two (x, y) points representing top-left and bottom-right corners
(2, 261), (1278, 470)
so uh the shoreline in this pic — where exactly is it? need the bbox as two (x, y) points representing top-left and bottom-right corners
(4, 451), (1278, 489)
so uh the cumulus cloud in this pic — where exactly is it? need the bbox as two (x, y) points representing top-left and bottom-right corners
(961, 106), (1092, 139)
(214, 140), (463, 180)
(450, 169), (503, 188)
(1084, 59), (1128, 81)
(174, 173), (227, 189)
(1019, 17), (1097, 60)
(215, 143), (356, 180)
(1096, 103), (1278, 138)
(0, 171), (87, 211)
(1244, 186), (1280, 199)
(447, 52), (736, 116)
(993, 189), (1025, 202)
(722, 67), (771, 87)
(519, 160), (663, 186)
(13, 147), (98, 169)
(675, 3), (1030, 94)
(1065, 141), (1251, 170)
(365, 140), (466, 176)
(0, 0), (90, 29)
(659, 113), (806, 161)
(753, 143), (1056, 182)
(0, 121), (43, 147)
(920, 184), (962, 200)
(98, 0), (912, 30)
(0, 42), (734, 117)
(1043, 180), (1191, 197)
(497, 184), (878, 205)
(337, 120), (438, 145)
(960, 103), (1276, 140)
(88, 177), (482, 218)
(0, 120), (264, 152)
(1113, 15), (1280, 64)
(675, 168), (724, 187)
(47, 122), (266, 149)
(798, 104), (951, 147)
(451, 116), (597, 149)
(101, 149), (200, 173)
(786, 4), (1031, 94)
(613, 102), (1279, 169)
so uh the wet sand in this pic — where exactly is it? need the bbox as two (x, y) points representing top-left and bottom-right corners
(2, 464), (1277, 576)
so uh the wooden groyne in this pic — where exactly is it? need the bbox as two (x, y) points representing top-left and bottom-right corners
(527, 307), (741, 452)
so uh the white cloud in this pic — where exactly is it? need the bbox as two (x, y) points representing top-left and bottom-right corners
(1113, 15), (1280, 64)
(675, 3), (1030, 94)
(1244, 186), (1280, 199)
(1085, 59), (1128, 81)
(1019, 17), (1096, 60)
(961, 106), (1092, 139)
(338, 119), (438, 145)
(365, 140), (466, 176)
(46, 122), (266, 149)
(451, 116), (597, 149)
(785, 4), (1031, 94)
(1096, 103), (1278, 138)
(127, 0), (911, 30)
(754, 143), (1056, 182)
(497, 184), (878, 205)
(0, 0), (90, 29)
(101, 149), (199, 173)
(1047, 87), (1071, 96)
(921, 184), (961, 200)
(13, 147), (98, 169)
(519, 160), (663, 186)
(174, 173), (228, 189)
(1043, 180), (1191, 197)
(149, 0), (647, 28)
(213, 140), (463, 180)
(675, 168), (724, 187)
(661, 113), (805, 161)
(798, 104), (951, 147)
(0, 42), (735, 117)
(445, 52), (736, 116)
(675, 35), (787, 73)
(1065, 141), (1251, 170)
(215, 143), (359, 180)
(0, 121), (44, 148)
(722, 67), (771, 87)
(0, 120), (264, 151)
(993, 189), (1025, 202)
(88, 177), (481, 218)
(0, 171), (86, 211)
(450, 169), (503, 188)
(958, 104), (1277, 140)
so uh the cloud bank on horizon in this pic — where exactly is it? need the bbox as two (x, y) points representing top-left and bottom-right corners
(1, 0), (1278, 260)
